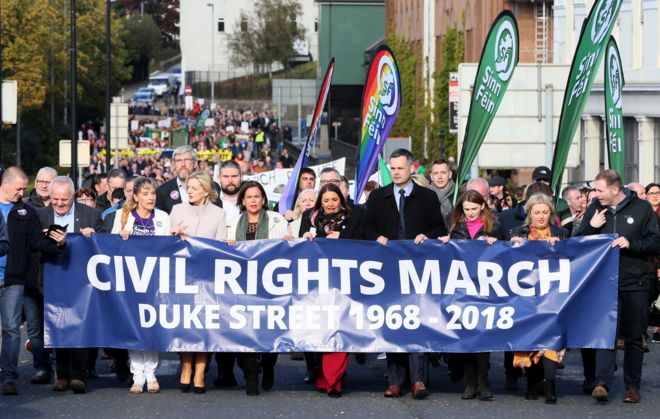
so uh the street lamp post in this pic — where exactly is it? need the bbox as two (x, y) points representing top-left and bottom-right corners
(207, 3), (215, 104)
(71, 0), (78, 186)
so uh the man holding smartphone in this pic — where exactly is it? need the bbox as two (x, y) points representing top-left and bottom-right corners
(36, 176), (102, 394)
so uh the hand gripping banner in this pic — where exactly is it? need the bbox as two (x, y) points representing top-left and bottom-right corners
(45, 234), (619, 353)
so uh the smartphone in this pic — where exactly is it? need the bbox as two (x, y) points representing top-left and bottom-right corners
(47, 224), (68, 235)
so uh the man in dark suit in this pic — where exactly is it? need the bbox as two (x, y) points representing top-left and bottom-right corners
(364, 149), (446, 400)
(156, 145), (222, 213)
(37, 176), (103, 394)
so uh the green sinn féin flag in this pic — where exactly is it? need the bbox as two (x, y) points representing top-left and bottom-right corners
(378, 155), (392, 186)
(604, 36), (625, 182)
(550, 0), (622, 196)
(453, 11), (519, 204)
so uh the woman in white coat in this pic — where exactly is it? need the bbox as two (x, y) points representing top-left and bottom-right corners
(112, 177), (171, 394)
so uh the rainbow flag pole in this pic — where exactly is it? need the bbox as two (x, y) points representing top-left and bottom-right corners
(278, 59), (335, 214)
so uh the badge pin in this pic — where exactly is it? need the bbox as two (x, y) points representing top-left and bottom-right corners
(627, 217), (634, 224)
(170, 190), (180, 200)
(17, 209), (27, 216)
(156, 221), (163, 227)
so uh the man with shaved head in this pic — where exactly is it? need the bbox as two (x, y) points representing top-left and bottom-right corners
(626, 182), (647, 200)
(0, 167), (62, 396)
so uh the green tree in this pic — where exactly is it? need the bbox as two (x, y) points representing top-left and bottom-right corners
(228, 0), (306, 75)
(76, 0), (132, 116)
(385, 33), (430, 160)
(1, 0), (58, 111)
(122, 14), (162, 81)
(1, 0), (131, 173)
(432, 26), (464, 160)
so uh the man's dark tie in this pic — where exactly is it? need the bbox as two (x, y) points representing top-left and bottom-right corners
(398, 189), (406, 239)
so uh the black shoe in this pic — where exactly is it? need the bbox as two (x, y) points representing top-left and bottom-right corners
(477, 379), (493, 401)
(193, 386), (206, 394)
(180, 382), (191, 393)
(304, 369), (316, 384)
(31, 370), (52, 385)
(262, 365), (274, 391)
(69, 379), (86, 394)
(525, 378), (539, 400)
(582, 378), (595, 395)
(246, 375), (259, 396)
(543, 379), (557, 404)
(652, 332), (660, 343)
(213, 374), (237, 387)
(2, 381), (18, 396)
(461, 383), (477, 400)
(328, 389), (342, 398)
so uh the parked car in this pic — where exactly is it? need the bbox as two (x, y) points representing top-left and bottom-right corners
(148, 72), (175, 96)
(169, 64), (182, 84)
(131, 87), (156, 106)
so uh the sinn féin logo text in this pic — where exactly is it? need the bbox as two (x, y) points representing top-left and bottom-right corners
(377, 55), (399, 116)
(607, 45), (622, 107)
(591, 0), (620, 44)
(494, 20), (516, 82)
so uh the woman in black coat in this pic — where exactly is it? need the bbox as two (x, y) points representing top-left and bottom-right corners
(510, 193), (568, 404)
(438, 190), (502, 401)
(299, 183), (364, 397)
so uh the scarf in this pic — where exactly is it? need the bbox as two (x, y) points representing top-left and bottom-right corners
(235, 209), (270, 240)
(312, 208), (349, 237)
(527, 225), (552, 241)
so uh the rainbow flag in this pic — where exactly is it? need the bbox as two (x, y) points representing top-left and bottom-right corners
(278, 59), (335, 214)
(354, 46), (401, 202)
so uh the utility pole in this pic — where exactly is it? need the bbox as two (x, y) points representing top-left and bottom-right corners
(71, 0), (78, 185)
(105, 0), (112, 168)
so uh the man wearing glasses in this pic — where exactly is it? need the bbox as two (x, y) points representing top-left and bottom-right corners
(26, 167), (57, 208)
(96, 169), (127, 211)
(156, 145), (223, 214)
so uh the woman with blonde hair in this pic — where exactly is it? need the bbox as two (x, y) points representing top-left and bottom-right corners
(287, 189), (318, 238)
(170, 171), (227, 394)
(510, 193), (568, 404)
(111, 177), (171, 394)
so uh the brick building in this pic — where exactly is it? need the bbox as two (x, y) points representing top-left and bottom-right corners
(385, 0), (554, 150)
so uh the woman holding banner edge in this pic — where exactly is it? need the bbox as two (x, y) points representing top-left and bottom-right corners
(438, 190), (502, 401)
(227, 180), (290, 396)
(510, 193), (568, 404)
(170, 171), (228, 394)
(111, 177), (172, 394)
(300, 182), (365, 398)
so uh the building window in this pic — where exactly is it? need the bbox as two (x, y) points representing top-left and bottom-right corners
(315, 18), (318, 32)
(217, 18), (225, 33)
(241, 16), (248, 32)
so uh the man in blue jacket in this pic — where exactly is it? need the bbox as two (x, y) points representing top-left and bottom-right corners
(0, 167), (64, 396)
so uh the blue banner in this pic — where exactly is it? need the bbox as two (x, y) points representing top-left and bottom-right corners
(44, 234), (619, 352)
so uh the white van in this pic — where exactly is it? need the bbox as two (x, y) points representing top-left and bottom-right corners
(147, 72), (175, 97)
